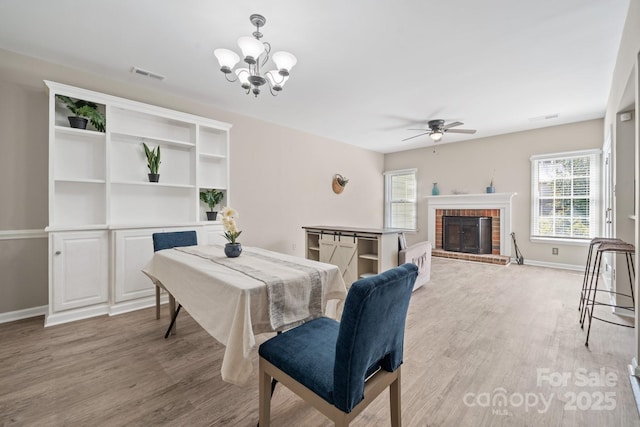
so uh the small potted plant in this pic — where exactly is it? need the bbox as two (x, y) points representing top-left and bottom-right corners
(221, 207), (242, 257)
(199, 189), (224, 220)
(55, 95), (106, 132)
(142, 142), (161, 182)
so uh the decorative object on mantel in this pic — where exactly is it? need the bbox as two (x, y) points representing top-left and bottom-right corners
(332, 174), (349, 194)
(142, 142), (161, 182)
(214, 14), (297, 97)
(486, 169), (495, 193)
(55, 95), (106, 132)
(200, 189), (225, 220)
(431, 182), (439, 196)
(222, 207), (243, 257)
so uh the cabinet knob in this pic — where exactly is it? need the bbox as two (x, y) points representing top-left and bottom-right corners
(55, 251), (61, 255)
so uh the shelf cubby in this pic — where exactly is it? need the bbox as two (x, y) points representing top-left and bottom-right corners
(53, 181), (106, 227)
(109, 107), (196, 144)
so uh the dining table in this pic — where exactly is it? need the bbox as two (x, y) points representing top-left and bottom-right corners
(142, 244), (347, 385)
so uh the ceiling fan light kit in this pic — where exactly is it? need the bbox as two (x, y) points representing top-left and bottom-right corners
(214, 14), (297, 97)
(403, 119), (476, 143)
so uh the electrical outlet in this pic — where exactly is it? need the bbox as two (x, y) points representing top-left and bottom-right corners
(552, 248), (559, 255)
(292, 243), (297, 252)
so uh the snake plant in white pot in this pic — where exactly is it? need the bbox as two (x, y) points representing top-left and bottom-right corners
(143, 142), (161, 182)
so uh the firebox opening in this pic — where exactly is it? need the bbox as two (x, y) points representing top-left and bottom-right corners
(443, 216), (492, 254)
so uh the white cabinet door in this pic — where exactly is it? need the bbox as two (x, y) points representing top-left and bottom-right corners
(198, 224), (226, 245)
(319, 234), (358, 288)
(113, 228), (162, 302)
(51, 231), (108, 311)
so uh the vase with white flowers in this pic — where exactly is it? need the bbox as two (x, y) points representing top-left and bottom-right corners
(221, 207), (242, 257)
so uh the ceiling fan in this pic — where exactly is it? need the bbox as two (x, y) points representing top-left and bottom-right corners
(402, 119), (476, 142)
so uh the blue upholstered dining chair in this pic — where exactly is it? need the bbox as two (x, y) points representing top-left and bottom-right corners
(258, 263), (418, 427)
(151, 230), (197, 338)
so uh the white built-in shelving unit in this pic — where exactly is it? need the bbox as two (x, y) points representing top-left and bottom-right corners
(45, 81), (231, 326)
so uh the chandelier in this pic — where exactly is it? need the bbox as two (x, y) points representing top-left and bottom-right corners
(214, 14), (297, 97)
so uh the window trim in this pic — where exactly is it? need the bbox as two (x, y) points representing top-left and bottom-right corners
(530, 149), (601, 242)
(384, 168), (417, 230)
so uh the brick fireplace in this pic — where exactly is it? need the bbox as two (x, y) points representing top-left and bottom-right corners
(426, 193), (517, 263)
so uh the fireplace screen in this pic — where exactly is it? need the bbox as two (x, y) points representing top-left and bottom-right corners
(443, 216), (492, 254)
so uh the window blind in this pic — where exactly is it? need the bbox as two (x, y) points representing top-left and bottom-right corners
(384, 169), (417, 230)
(530, 150), (600, 240)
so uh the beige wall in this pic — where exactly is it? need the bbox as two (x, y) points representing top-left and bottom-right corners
(384, 119), (604, 267)
(602, 1), (639, 363)
(0, 48), (384, 315)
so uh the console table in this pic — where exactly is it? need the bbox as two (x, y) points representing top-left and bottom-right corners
(302, 226), (402, 288)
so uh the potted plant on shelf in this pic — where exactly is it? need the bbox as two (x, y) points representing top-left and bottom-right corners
(55, 95), (106, 132)
(199, 189), (225, 220)
(142, 142), (161, 182)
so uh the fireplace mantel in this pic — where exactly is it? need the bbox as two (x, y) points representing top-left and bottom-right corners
(425, 193), (517, 257)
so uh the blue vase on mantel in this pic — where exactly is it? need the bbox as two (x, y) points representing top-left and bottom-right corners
(224, 243), (242, 258)
(432, 182), (440, 196)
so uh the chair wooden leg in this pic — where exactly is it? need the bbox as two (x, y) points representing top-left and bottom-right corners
(155, 286), (160, 319)
(334, 417), (349, 427)
(390, 368), (402, 427)
(259, 360), (272, 427)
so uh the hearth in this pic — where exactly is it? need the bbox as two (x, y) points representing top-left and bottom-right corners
(443, 216), (492, 254)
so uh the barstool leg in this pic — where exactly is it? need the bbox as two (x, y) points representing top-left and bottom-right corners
(585, 253), (603, 346)
(579, 243), (595, 313)
(626, 252), (635, 305)
(581, 250), (601, 327)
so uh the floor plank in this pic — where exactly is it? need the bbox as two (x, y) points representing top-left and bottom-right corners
(0, 258), (638, 426)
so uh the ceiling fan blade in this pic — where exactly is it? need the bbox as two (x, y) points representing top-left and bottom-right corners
(446, 128), (477, 134)
(407, 128), (428, 131)
(401, 132), (430, 142)
(443, 121), (464, 129)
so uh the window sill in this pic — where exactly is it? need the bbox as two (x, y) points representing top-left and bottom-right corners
(530, 236), (590, 247)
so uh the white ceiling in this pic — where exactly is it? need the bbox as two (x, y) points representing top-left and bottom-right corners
(0, 0), (629, 153)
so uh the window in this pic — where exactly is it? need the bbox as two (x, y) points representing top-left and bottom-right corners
(530, 149), (600, 241)
(384, 169), (417, 230)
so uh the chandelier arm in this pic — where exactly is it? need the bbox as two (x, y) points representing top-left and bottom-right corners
(224, 73), (239, 83)
(270, 72), (285, 85)
(261, 42), (272, 68)
(268, 85), (279, 97)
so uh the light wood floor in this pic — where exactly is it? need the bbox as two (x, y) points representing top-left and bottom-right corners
(1, 258), (639, 426)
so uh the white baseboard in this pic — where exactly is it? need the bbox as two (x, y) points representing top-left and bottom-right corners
(520, 259), (583, 271)
(2, 296), (170, 327)
(44, 304), (110, 327)
(0, 305), (47, 324)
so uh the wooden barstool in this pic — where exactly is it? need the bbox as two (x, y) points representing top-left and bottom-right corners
(579, 237), (622, 320)
(582, 240), (635, 346)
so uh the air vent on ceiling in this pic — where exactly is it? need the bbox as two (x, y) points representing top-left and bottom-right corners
(131, 66), (166, 81)
(529, 113), (559, 122)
